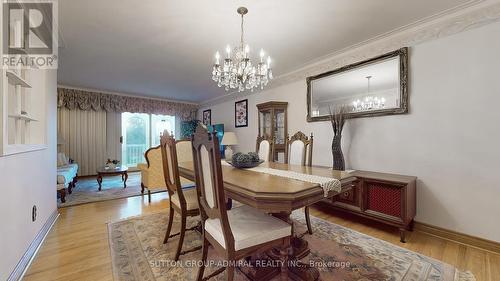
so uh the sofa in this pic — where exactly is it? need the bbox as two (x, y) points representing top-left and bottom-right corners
(57, 152), (79, 202)
(138, 140), (194, 203)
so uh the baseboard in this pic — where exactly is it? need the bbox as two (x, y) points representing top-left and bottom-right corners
(7, 209), (59, 281)
(414, 221), (500, 254)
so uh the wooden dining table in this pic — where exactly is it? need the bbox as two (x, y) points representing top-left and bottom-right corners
(178, 161), (356, 281)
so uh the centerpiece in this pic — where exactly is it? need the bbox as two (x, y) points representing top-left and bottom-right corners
(106, 159), (120, 169)
(226, 152), (264, 169)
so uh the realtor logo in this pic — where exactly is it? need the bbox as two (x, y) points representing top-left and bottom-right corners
(2, 0), (58, 69)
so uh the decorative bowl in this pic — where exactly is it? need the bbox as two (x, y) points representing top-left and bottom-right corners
(225, 159), (264, 169)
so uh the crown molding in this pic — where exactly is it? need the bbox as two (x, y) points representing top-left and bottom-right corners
(201, 0), (500, 107)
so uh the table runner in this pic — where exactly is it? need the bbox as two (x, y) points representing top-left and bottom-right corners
(222, 162), (341, 197)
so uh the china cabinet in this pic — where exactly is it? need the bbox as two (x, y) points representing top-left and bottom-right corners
(257, 101), (287, 162)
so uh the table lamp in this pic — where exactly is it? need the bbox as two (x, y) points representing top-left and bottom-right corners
(221, 132), (238, 159)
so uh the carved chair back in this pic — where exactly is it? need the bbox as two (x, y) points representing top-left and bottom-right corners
(256, 135), (274, 162)
(160, 131), (186, 203)
(285, 131), (313, 166)
(191, 126), (235, 251)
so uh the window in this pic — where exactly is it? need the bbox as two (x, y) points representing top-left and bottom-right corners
(121, 112), (175, 167)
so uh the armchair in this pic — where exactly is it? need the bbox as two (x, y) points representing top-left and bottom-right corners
(57, 152), (78, 202)
(138, 140), (194, 203)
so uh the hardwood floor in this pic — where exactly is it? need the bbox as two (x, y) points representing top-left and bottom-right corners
(24, 193), (500, 281)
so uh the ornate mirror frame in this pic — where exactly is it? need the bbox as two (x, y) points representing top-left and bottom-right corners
(306, 47), (409, 122)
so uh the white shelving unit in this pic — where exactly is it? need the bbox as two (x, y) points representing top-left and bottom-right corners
(0, 11), (46, 156)
(6, 70), (32, 88)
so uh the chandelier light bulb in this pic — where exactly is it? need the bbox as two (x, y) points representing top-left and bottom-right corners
(267, 56), (271, 67)
(226, 45), (231, 57)
(215, 51), (220, 64)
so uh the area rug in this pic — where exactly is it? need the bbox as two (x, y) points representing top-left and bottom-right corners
(108, 211), (475, 281)
(58, 172), (163, 208)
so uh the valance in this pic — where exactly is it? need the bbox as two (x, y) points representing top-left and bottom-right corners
(57, 88), (198, 120)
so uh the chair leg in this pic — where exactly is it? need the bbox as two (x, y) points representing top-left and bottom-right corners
(163, 206), (175, 244)
(141, 183), (145, 194)
(305, 206), (313, 234)
(196, 235), (209, 281)
(148, 190), (151, 203)
(226, 263), (235, 281)
(174, 213), (187, 261)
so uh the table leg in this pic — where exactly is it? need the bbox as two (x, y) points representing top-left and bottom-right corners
(239, 212), (320, 281)
(123, 172), (128, 188)
(97, 174), (103, 191)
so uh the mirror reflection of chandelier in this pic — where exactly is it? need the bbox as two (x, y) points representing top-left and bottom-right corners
(352, 76), (386, 112)
(212, 7), (273, 92)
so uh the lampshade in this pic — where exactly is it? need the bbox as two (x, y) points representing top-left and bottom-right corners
(57, 133), (65, 145)
(221, 132), (238, 145)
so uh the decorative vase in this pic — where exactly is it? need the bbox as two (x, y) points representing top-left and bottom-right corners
(332, 134), (345, 171)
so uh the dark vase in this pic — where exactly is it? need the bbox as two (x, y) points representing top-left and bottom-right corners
(332, 134), (345, 171)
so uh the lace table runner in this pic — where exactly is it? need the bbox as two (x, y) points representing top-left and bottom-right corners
(222, 162), (341, 197)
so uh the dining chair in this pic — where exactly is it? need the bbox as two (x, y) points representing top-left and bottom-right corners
(139, 139), (194, 203)
(285, 131), (315, 234)
(192, 126), (291, 281)
(160, 131), (201, 261)
(256, 135), (274, 162)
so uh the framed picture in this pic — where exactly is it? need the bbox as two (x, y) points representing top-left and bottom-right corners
(202, 109), (211, 126)
(235, 99), (248, 128)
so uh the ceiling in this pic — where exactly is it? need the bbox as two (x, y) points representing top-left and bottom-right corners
(58, 0), (474, 103)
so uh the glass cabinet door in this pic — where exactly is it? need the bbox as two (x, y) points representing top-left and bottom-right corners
(274, 109), (285, 144)
(259, 110), (272, 137)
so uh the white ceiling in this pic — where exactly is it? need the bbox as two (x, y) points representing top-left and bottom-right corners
(58, 0), (473, 103)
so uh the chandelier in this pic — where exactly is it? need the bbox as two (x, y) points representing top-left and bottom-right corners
(352, 76), (386, 112)
(212, 7), (273, 92)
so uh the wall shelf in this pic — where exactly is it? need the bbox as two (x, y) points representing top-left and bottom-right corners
(6, 70), (32, 88)
(8, 114), (38, 122)
(1, 10), (47, 157)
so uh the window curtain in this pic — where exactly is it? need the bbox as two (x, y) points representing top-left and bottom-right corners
(58, 107), (107, 176)
(57, 87), (198, 121)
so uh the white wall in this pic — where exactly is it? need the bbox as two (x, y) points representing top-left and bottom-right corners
(199, 22), (500, 242)
(0, 67), (57, 281)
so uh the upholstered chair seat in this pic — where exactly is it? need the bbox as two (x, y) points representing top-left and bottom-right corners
(170, 188), (199, 211)
(205, 205), (291, 251)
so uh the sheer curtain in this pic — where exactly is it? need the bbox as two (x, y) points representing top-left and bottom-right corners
(58, 107), (107, 176)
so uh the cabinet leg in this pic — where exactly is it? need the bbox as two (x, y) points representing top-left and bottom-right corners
(399, 228), (406, 243)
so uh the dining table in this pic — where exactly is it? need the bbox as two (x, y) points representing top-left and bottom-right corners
(178, 160), (356, 281)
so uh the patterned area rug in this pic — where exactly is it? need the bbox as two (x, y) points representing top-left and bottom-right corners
(58, 172), (163, 208)
(108, 210), (475, 281)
